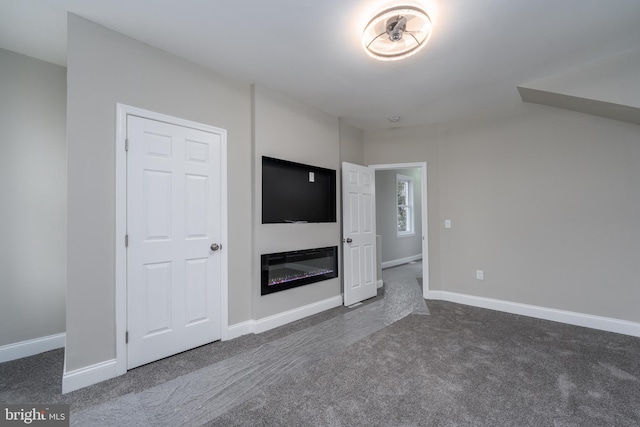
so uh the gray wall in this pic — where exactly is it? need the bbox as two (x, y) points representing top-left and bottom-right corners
(375, 168), (422, 264)
(253, 85), (341, 320)
(339, 120), (364, 165)
(66, 15), (252, 371)
(365, 102), (640, 323)
(0, 48), (66, 346)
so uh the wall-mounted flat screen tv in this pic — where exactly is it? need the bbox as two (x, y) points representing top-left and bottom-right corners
(262, 156), (336, 224)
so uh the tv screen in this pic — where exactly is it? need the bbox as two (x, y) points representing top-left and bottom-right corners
(262, 156), (336, 224)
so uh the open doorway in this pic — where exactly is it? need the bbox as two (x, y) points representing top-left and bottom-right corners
(370, 163), (429, 299)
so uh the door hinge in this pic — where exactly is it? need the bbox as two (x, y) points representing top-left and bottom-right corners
(125, 331), (129, 344)
(125, 234), (129, 247)
(125, 138), (129, 151)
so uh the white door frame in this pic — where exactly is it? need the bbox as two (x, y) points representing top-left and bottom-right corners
(370, 162), (429, 299)
(115, 104), (228, 376)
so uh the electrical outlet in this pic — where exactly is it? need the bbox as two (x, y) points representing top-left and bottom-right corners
(476, 270), (484, 281)
(445, 219), (451, 229)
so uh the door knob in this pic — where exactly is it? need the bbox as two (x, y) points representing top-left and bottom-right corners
(344, 238), (353, 243)
(210, 243), (221, 251)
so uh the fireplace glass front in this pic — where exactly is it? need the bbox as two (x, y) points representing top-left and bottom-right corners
(261, 246), (338, 295)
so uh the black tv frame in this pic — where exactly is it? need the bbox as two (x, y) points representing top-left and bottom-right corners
(262, 156), (337, 224)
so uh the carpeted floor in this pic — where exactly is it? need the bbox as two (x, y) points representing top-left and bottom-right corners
(2, 262), (640, 426)
(209, 302), (640, 426)
(0, 283), (387, 414)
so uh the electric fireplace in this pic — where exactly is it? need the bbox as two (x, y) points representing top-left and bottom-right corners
(261, 246), (338, 295)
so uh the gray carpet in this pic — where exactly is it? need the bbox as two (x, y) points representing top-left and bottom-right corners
(209, 302), (640, 426)
(1, 263), (425, 425)
(2, 262), (639, 426)
(0, 288), (388, 412)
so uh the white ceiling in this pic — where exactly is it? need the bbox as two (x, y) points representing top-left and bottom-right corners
(1, 0), (639, 130)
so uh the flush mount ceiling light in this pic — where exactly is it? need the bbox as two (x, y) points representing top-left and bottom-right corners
(362, 5), (432, 61)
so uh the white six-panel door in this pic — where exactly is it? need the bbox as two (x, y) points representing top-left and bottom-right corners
(342, 162), (377, 306)
(126, 115), (222, 369)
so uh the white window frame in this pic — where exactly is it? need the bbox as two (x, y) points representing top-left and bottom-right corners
(396, 174), (414, 236)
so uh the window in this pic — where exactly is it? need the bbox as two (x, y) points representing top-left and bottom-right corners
(397, 174), (414, 236)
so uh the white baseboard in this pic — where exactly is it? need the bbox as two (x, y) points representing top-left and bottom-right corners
(381, 254), (422, 270)
(377, 279), (384, 289)
(253, 295), (343, 334)
(62, 358), (120, 394)
(226, 320), (255, 340)
(0, 333), (65, 363)
(226, 295), (344, 339)
(427, 290), (640, 338)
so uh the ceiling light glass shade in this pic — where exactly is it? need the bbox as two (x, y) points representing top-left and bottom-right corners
(362, 5), (432, 61)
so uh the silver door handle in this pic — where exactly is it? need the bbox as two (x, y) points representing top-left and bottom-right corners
(210, 243), (221, 251)
(344, 238), (353, 244)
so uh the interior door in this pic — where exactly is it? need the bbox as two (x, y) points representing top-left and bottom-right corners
(342, 162), (377, 306)
(126, 115), (222, 369)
